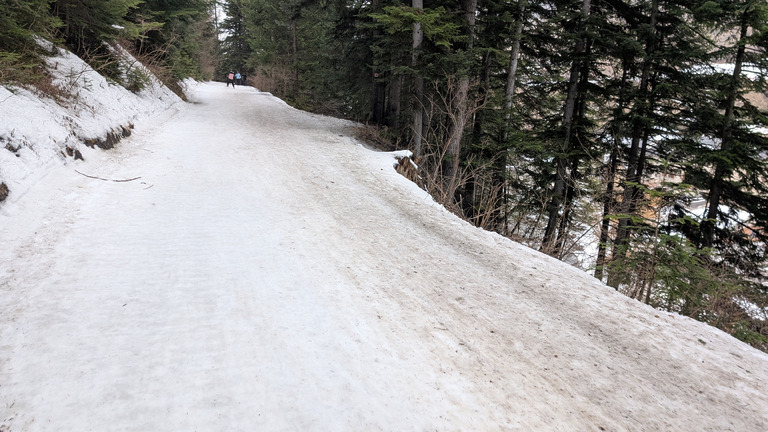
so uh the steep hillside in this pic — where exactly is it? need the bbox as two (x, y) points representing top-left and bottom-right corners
(0, 40), (183, 204)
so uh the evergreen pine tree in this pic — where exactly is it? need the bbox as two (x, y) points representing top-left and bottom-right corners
(51, 0), (141, 53)
(0, 0), (60, 82)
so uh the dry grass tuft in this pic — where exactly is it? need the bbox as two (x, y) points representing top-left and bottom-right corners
(29, 67), (75, 103)
(349, 124), (398, 152)
(0, 182), (8, 202)
(394, 155), (420, 183)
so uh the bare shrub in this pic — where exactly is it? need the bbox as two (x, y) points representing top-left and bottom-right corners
(29, 67), (76, 103)
(114, 39), (187, 100)
(350, 124), (398, 152)
(413, 79), (484, 215)
(250, 64), (294, 97)
(0, 52), (32, 84)
(395, 155), (420, 183)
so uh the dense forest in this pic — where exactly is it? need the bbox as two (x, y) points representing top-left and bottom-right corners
(2, 0), (767, 350)
(0, 0), (217, 94)
(218, 0), (768, 350)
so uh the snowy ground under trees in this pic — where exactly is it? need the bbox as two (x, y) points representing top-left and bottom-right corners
(1, 79), (767, 430)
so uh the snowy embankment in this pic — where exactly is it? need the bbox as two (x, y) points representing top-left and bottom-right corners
(1, 48), (768, 431)
(0, 40), (183, 203)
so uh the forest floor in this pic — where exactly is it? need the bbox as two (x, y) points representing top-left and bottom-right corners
(1, 82), (767, 431)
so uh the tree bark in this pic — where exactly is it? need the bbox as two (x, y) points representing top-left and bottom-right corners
(494, 0), (527, 235)
(445, 0), (477, 184)
(372, 76), (386, 124)
(541, 0), (591, 255)
(370, 0), (385, 124)
(702, 17), (748, 248)
(595, 140), (620, 280)
(412, 0), (424, 157)
(607, 0), (658, 287)
(387, 75), (403, 130)
(502, 1), (525, 140)
(472, 51), (492, 144)
(291, 18), (299, 96)
(490, 2), (527, 233)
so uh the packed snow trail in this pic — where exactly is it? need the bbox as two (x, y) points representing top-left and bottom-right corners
(1, 83), (767, 431)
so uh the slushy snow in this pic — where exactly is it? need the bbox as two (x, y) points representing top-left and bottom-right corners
(1, 52), (767, 431)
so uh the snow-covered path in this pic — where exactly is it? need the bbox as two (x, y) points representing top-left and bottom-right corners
(2, 82), (767, 431)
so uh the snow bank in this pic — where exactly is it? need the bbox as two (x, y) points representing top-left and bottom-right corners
(0, 39), (183, 203)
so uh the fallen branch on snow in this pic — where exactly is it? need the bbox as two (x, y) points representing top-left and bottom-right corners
(75, 170), (142, 183)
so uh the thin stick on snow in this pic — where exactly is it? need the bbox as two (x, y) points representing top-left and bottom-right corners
(75, 170), (141, 183)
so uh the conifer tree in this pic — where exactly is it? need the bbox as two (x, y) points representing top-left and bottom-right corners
(412, 0), (425, 156)
(51, 0), (141, 53)
(668, 0), (768, 342)
(214, 0), (768, 350)
(0, 0), (60, 82)
(540, 0), (596, 257)
(219, 0), (252, 75)
(130, 0), (217, 80)
(693, 0), (768, 249)
(600, 0), (712, 287)
(1, 0), (57, 51)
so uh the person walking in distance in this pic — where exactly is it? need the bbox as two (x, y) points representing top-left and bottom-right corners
(226, 71), (235, 87)
(235, 71), (242, 85)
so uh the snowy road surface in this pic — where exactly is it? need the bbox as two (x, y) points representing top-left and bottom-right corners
(1, 82), (767, 431)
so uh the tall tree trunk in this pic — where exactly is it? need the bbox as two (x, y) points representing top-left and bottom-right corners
(494, 2), (526, 234)
(595, 141), (620, 280)
(554, 156), (581, 257)
(291, 18), (299, 97)
(502, 0), (525, 140)
(387, 75), (403, 130)
(462, 51), (494, 225)
(608, 0), (659, 287)
(553, 58), (591, 258)
(372, 77), (386, 124)
(213, 0), (220, 38)
(445, 0), (477, 185)
(472, 51), (493, 144)
(702, 17), (748, 248)
(412, 0), (424, 157)
(541, 0), (591, 255)
(595, 60), (632, 280)
(370, 0), (385, 124)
